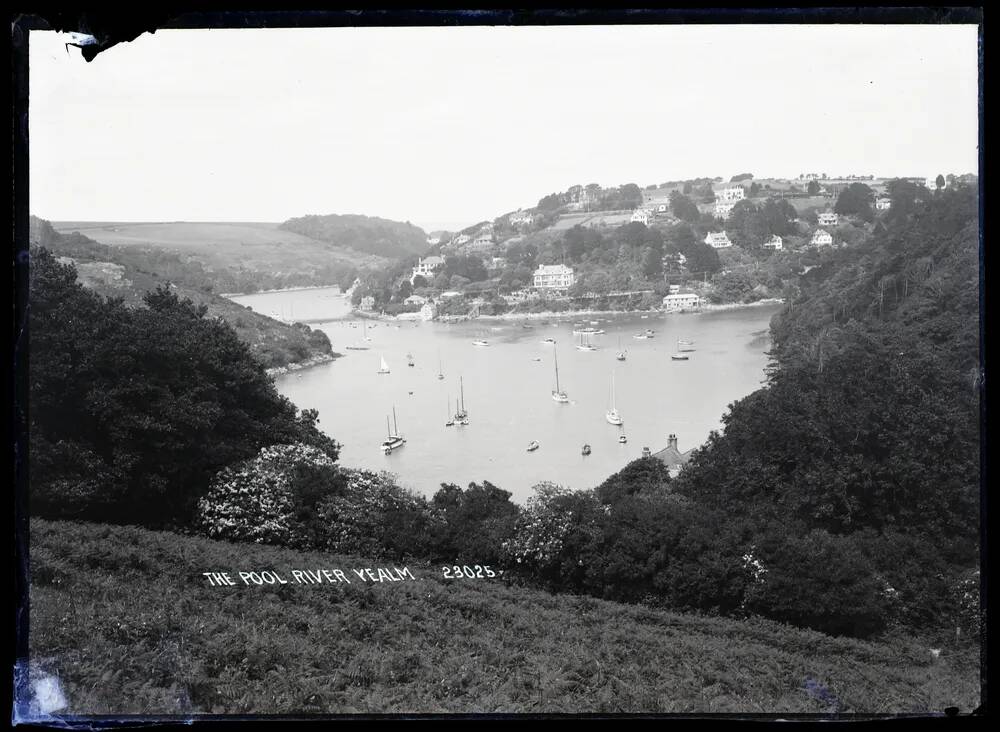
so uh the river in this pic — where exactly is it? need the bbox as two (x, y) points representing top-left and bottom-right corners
(229, 287), (781, 503)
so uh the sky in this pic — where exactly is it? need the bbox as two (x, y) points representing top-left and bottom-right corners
(29, 24), (980, 233)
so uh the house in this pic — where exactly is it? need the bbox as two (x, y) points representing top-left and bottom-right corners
(419, 302), (437, 321)
(662, 293), (702, 311)
(668, 284), (681, 295)
(359, 295), (376, 312)
(453, 234), (472, 246)
(533, 264), (575, 291)
(656, 203), (669, 213)
(875, 197), (892, 210)
(426, 236), (441, 246)
(717, 186), (746, 203)
(763, 235), (783, 250)
(704, 231), (733, 249)
(509, 210), (535, 227)
(811, 229), (833, 247)
(404, 294), (427, 306)
(630, 208), (653, 225)
(439, 291), (463, 299)
(651, 434), (694, 478)
(489, 257), (508, 270)
(410, 255), (444, 283)
(817, 212), (839, 227)
(467, 232), (494, 251)
(714, 202), (736, 220)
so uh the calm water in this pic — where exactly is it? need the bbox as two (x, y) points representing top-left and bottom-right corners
(230, 287), (781, 503)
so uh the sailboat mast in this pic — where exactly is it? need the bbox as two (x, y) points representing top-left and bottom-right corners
(460, 377), (465, 412)
(386, 415), (391, 437)
(393, 406), (399, 435)
(554, 349), (560, 391)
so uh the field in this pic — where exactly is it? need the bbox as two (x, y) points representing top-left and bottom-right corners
(51, 221), (387, 273)
(25, 520), (981, 716)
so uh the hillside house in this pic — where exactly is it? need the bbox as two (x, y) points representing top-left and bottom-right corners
(533, 264), (575, 292)
(453, 234), (472, 246)
(718, 187), (746, 203)
(763, 235), (783, 251)
(509, 210), (535, 227)
(420, 302), (437, 321)
(817, 212), (839, 227)
(359, 295), (376, 312)
(410, 255), (444, 284)
(651, 434), (694, 478)
(875, 197), (892, 210)
(811, 229), (834, 247)
(630, 208), (653, 225)
(404, 294), (427, 306)
(704, 231), (733, 249)
(662, 293), (702, 311)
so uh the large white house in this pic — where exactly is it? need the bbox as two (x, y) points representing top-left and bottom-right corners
(817, 212), (839, 227)
(714, 202), (737, 219)
(811, 229), (834, 247)
(704, 231), (733, 249)
(662, 293), (702, 311)
(533, 264), (575, 291)
(509, 210), (535, 226)
(410, 255), (444, 283)
(763, 235), (783, 251)
(718, 187), (746, 203)
(875, 197), (892, 210)
(630, 208), (653, 225)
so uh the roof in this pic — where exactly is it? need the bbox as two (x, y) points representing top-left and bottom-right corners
(419, 256), (444, 266)
(651, 444), (693, 470)
(705, 231), (731, 242)
(534, 264), (574, 275)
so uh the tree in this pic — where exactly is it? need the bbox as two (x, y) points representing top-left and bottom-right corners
(595, 457), (672, 504)
(682, 181), (693, 194)
(807, 180), (821, 195)
(935, 174), (946, 190)
(669, 191), (701, 223)
(834, 183), (875, 222)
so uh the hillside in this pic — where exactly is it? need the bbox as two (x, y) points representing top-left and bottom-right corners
(27, 519), (979, 716)
(279, 214), (429, 259)
(31, 219), (335, 370)
(50, 220), (385, 293)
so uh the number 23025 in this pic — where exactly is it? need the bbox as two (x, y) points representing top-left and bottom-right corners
(441, 565), (499, 579)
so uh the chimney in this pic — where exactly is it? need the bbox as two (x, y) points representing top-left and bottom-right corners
(668, 434), (678, 450)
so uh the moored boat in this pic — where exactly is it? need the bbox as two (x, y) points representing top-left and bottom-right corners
(527, 440), (539, 452)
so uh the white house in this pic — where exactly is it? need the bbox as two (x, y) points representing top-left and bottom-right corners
(714, 202), (736, 220)
(718, 187), (746, 203)
(439, 291), (463, 299)
(419, 302), (437, 321)
(763, 235), (783, 251)
(453, 234), (472, 246)
(662, 293), (702, 311)
(630, 208), (653, 225)
(359, 295), (376, 312)
(404, 294), (427, 306)
(410, 255), (444, 283)
(426, 236), (441, 246)
(875, 197), (892, 210)
(533, 264), (575, 291)
(467, 232), (494, 251)
(668, 284), (681, 295)
(817, 212), (839, 227)
(509, 210), (535, 227)
(811, 229), (834, 247)
(704, 231), (733, 249)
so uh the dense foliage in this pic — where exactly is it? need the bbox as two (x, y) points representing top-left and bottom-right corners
(280, 214), (429, 258)
(29, 248), (340, 528)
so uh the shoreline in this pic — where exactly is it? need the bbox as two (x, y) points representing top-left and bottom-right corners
(265, 351), (341, 377)
(223, 284), (344, 298)
(443, 298), (786, 322)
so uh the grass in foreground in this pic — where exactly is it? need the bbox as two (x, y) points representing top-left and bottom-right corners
(27, 520), (980, 715)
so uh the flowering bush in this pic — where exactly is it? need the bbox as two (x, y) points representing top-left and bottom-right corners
(195, 443), (338, 546)
(316, 469), (437, 560)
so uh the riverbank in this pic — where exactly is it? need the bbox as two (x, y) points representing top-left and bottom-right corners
(264, 351), (341, 377)
(449, 298), (786, 323)
(222, 284), (344, 298)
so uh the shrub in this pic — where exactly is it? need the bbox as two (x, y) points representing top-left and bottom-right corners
(430, 481), (521, 564)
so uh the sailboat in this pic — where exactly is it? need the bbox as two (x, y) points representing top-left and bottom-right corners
(377, 354), (390, 374)
(407, 352), (415, 367)
(455, 377), (469, 423)
(671, 340), (690, 361)
(606, 372), (623, 425)
(363, 321), (371, 341)
(616, 336), (627, 361)
(678, 339), (695, 352)
(345, 320), (371, 350)
(576, 332), (597, 352)
(551, 348), (569, 403)
(437, 355), (444, 380)
(445, 396), (454, 427)
(381, 407), (406, 453)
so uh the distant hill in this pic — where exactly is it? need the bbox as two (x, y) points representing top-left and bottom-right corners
(29, 518), (979, 715)
(49, 220), (384, 293)
(30, 218), (336, 370)
(279, 214), (429, 259)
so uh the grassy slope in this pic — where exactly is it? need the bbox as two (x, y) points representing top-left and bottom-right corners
(51, 221), (387, 272)
(29, 520), (979, 715)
